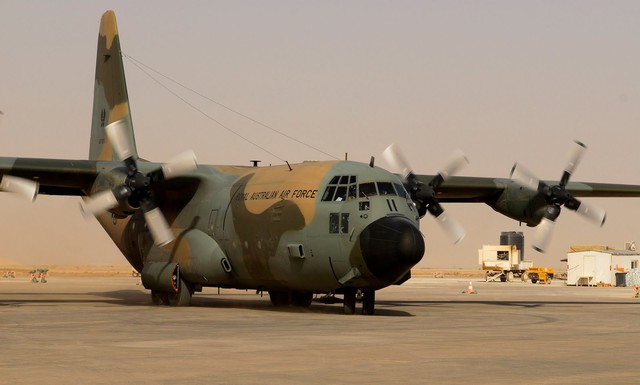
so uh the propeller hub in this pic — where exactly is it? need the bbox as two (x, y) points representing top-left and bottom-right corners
(127, 172), (151, 191)
(543, 204), (561, 221)
(549, 185), (571, 204)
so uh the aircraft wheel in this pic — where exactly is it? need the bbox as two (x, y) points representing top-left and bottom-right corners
(362, 290), (375, 315)
(291, 292), (313, 307)
(269, 291), (290, 307)
(151, 290), (168, 305)
(166, 278), (193, 307)
(343, 288), (356, 315)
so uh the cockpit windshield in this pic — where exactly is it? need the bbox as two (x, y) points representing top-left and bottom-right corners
(321, 175), (358, 202)
(358, 182), (377, 198)
(322, 175), (409, 202)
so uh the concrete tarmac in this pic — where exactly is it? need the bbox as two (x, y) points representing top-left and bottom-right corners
(1, 276), (639, 384)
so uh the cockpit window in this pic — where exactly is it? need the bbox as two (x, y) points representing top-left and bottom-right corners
(377, 182), (396, 196)
(359, 182), (377, 198)
(348, 184), (357, 200)
(321, 186), (336, 201)
(393, 183), (408, 198)
(334, 186), (347, 201)
(322, 175), (357, 202)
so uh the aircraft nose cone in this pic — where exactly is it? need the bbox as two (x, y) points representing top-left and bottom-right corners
(359, 216), (425, 283)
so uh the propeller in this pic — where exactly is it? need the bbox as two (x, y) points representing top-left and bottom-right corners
(0, 175), (39, 202)
(382, 143), (468, 244)
(81, 120), (198, 246)
(510, 140), (606, 253)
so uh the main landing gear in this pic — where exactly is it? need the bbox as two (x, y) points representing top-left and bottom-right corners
(150, 278), (193, 307)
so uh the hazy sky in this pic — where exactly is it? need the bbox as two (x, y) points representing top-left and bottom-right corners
(2, 1), (640, 268)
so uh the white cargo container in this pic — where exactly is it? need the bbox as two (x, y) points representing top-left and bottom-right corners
(566, 250), (640, 286)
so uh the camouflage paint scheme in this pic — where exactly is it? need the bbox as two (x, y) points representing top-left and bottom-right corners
(2, 11), (640, 312)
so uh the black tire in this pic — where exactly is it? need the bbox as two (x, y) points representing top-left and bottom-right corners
(343, 288), (356, 315)
(166, 278), (193, 307)
(531, 278), (538, 284)
(362, 290), (375, 315)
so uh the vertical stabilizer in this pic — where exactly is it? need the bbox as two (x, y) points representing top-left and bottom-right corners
(89, 10), (138, 161)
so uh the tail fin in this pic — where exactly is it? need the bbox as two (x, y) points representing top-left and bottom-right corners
(89, 10), (138, 161)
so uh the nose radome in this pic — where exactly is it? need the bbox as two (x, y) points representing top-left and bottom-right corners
(359, 216), (425, 283)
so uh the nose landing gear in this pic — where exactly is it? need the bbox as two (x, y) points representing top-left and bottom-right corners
(343, 288), (376, 315)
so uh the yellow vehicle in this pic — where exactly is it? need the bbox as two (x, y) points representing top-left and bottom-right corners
(528, 267), (554, 284)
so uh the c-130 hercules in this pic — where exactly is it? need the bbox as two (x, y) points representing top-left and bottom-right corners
(2, 11), (640, 314)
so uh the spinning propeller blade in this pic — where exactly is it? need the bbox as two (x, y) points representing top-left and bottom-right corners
(0, 175), (39, 202)
(510, 141), (605, 253)
(105, 120), (136, 162)
(82, 119), (198, 246)
(383, 144), (468, 244)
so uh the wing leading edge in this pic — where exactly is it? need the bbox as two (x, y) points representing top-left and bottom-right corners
(415, 174), (640, 203)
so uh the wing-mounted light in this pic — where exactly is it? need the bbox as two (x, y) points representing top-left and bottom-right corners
(382, 143), (468, 244)
(81, 119), (198, 246)
(0, 175), (39, 202)
(510, 141), (606, 253)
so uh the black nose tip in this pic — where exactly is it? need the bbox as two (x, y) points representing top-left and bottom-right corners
(359, 216), (425, 283)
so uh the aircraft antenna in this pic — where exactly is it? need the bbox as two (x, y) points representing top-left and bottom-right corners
(122, 54), (287, 163)
(123, 54), (340, 161)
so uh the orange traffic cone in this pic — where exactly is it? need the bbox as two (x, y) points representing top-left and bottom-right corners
(463, 281), (477, 294)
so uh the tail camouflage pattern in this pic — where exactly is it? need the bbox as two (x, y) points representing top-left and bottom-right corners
(89, 10), (137, 161)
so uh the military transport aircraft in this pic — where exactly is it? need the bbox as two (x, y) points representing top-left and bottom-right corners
(2, 11), (640, 315)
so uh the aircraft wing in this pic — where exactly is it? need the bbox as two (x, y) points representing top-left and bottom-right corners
(0, 157), (101, 196)
(415, 174), (640, 203)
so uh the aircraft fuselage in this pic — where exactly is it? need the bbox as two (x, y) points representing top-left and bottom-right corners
(100, 160), (425, 295)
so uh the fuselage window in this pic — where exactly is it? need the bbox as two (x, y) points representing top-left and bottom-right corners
(329, 212), (350, 234)
(340, 213), (349, 234)
(329, 213), (339, 233)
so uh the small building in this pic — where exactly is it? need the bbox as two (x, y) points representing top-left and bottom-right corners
(566, 249), (640, 286)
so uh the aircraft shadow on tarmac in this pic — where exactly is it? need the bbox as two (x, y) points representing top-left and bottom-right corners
(3, 289), (634, 316)
(379, 299), (637, 309)
(1, 289), (415, 316)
